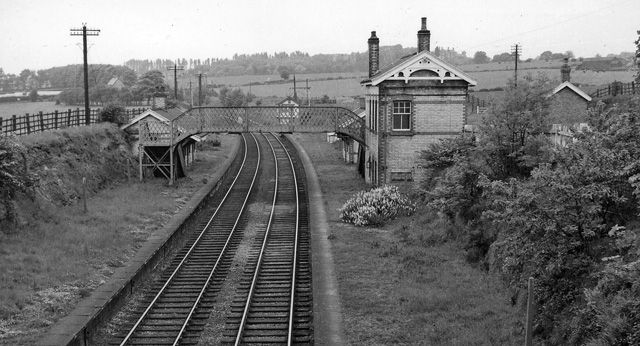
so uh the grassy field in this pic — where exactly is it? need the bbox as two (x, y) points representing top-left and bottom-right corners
(235, 77), (364, 98)
(204, 68), (634, 98)
(293, 133), (523, 345)
(0, 133), (235, 345)
(0, 101), (91, 119)
(178, 71), (364, 87)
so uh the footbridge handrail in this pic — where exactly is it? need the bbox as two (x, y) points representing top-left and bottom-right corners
(139, 106), (366, 146)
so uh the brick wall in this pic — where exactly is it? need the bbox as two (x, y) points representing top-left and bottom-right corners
(548, 88), (589, 124)
(377, 81), (467, 186)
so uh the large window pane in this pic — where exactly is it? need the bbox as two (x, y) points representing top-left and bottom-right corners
(392, 100), (411, 130)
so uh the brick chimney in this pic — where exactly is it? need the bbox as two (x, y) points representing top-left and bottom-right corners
(417, 17), (430, 52)
(561, 57), (571, 82)
(368, 31), (380, 78)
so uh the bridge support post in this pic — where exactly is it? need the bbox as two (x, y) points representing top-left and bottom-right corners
(244, 109), (249, 133)
(139, 145), (143, 182)
(169, 121), (175, 185)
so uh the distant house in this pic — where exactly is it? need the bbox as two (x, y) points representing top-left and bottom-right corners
(276, 96), (299, 124)
(107, 77), (125, 89)
(547, 59), (592, 125)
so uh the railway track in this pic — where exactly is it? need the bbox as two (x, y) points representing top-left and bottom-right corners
(223, 133), (312, 345)
(113, 133), (313, 345)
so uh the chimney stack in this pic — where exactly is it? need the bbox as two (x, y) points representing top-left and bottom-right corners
(368, 31), (380, 78)
(417, 17), (430, 52)
(561, 57), (571, 82)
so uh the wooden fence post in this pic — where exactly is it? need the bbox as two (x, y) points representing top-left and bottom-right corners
(0, 117), (3, 135)
(25, 113), (31, 134)
(67, 109), (71, 126)
(54, 110), (59, 130)
(12, 115), (17, 132)
(39, 111), (44, 132)
(76, 108), (80, 126)
(633, 81), (636, 95)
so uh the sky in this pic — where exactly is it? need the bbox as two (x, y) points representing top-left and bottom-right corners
(1, 0), (638, 74)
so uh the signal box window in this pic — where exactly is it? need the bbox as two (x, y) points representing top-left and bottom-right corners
(392, 101), (411, 131)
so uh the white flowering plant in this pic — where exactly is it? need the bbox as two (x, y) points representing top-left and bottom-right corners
(339, 185), (416, 226)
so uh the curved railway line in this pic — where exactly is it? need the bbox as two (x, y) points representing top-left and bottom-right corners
(112, 133), (313, 345)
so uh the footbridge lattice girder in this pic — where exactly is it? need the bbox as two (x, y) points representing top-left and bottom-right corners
(140, 106), (366, 146)
(138, 106), (366, 184)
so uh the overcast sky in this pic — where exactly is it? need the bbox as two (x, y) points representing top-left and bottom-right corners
(1, 0), (638, 74)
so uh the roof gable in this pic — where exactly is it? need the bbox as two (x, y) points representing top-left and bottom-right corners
(549, 81), (592, 102)
(121, 107), (187, 131)
(362, 50), (477, 86)
(121, 109), (166, 130)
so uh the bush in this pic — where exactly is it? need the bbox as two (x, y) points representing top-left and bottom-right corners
(339, 185), (416, 226)
(0, 136), (35, 229)
(99, 104), (127, 126)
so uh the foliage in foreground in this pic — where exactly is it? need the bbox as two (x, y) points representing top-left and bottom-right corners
(0, 135), (35, 228)
(420, 77), (640, 343)
(340, 185), (416, 226)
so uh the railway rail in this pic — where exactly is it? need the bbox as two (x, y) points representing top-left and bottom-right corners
(113, 132), (312, 345)
(223, 133), (312, 345)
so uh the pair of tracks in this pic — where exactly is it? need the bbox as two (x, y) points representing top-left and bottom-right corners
(115, 133), (311, 345)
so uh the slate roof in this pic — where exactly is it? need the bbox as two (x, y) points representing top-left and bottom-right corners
(121, 107), (187, 130)
(548, 81), (592, 102)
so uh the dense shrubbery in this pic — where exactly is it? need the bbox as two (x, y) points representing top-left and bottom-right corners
(340, 185), (416, 226)
(420, 73), (640, 343)
(99, 104), (127, 126)
(0, 136), (35, 229)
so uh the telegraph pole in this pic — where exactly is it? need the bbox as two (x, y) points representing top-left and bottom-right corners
(70, 24), (100, 125)
(167, 63), (184, 100)
(511, 44), (521, 87)
(196, 73), (205, 106)
(290, 76), (311, 105)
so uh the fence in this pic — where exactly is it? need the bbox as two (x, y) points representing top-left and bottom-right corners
(0, 107), (146, 136)
(466, 94), (488, 115)
(591, 81), (638, 98)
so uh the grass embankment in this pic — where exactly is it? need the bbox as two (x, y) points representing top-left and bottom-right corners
(293, 134), (523, 345)
(0, 126), (235, 345)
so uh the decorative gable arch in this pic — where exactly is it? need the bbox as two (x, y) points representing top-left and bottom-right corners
(364, 50), (477, 86)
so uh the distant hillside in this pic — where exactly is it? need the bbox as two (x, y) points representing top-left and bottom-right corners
(124, 45), (418, 76)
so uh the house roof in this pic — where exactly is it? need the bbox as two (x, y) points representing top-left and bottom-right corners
(107, 77), (123, 86)
(548, 81), (592, 102)
(278, 96), (299, 106)
(121, 107), (186, 130)
(361, 50), (477, 87)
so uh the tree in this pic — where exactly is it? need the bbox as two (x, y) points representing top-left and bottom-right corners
(99, 104), (127, 126)
(492, 52), (512, 63)
(538, 50), (554, 61)
(277, 66), (291, 80)
(28, 89), (38, 102)
(218, 87), (252, 107)
(135, 70), (168, 102)
(478, 74), (553, 179)
(473, 51), (490, 64)
(635, 30), (640, 83)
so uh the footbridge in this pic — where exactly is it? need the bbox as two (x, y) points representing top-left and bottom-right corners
(138, 106), (365, 183)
